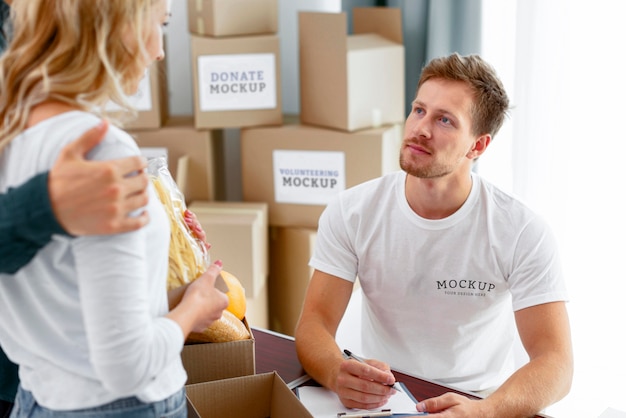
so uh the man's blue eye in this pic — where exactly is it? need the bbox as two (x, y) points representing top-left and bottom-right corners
(441, 116), (451, 124)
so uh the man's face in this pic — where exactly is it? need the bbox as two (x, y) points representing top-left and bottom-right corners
(400, 78), (484, 179)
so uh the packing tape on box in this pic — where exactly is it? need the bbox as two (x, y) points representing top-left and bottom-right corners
(196, 0), (202, 12)
(197, 17), (204, 34)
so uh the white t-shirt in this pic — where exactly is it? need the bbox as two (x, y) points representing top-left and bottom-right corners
(311, 170), (568, 392)
(0, 111), (186, 410)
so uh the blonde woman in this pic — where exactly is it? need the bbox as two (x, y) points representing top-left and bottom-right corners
(0, 1), (229, 417)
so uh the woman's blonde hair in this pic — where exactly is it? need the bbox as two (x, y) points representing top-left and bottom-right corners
(0, 0), (159, 151)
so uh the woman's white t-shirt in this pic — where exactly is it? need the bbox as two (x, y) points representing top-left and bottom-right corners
(0, 111), (186, 410)
(311, 170), (568, 392)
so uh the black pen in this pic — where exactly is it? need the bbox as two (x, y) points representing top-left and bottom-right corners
(337, 409), (392, 417)
(343, 349), (401, 392)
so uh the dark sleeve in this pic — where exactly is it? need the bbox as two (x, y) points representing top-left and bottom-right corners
(0, 1), (10, 53)
(0, 172), (68, 274)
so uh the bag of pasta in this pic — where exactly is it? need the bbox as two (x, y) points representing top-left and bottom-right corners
(148, 157), (209, 291)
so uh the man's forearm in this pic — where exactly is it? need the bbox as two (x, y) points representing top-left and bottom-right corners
(481, 351), (573, 417)
(295, 320), (345, 391)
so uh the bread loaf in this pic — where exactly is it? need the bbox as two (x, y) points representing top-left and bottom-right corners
(187, 310), (250, 343)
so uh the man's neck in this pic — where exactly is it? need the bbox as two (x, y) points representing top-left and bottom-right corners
(404, 172), (473, 220)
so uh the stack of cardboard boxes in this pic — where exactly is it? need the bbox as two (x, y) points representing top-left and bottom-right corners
(130, 0), (284, 332)
(170, 2), (308, 416)
(241, 7), (406, 337)
(183, 0), (285, 331)
(125, 5), (406, 338)
(117, 3), (407, 416)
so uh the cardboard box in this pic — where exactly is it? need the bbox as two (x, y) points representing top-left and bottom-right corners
(241, 123), (403, 228)
(269, 226), (316, 336)
(190, 34), (282, 129)
(187, 201), (268, 298)
(245, 278), (269, 329)
(299, 7), (405, 132)
(107, 59), (169, 130)
(187, 0), (278, 37)
(186, 371), (313, 418)
(129, 117), (218, 203)
(181, 319), (255, 385)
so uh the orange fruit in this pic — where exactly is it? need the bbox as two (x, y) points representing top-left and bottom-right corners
(220, 270), (246, 320)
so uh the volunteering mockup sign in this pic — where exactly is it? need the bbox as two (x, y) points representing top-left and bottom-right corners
(272, 150), (346, 205)
(197, 53), (277, 112)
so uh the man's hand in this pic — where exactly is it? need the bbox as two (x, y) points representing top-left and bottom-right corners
(335, 356), (397, 410)
(48, 120), (150, 235)
(416, 392), (485, 417)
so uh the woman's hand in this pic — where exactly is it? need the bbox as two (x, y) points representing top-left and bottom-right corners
(184, 209), (210, 251)
(166, 261), (229, 336)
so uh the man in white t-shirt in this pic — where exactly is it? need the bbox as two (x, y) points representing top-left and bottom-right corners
(294, 53), (573, 417)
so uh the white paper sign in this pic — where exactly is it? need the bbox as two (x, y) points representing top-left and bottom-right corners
(105, 73), (153, 112)
(139, 147), (167, 162)
(197, 53), (276, 112)
(273, 150), (345, 205)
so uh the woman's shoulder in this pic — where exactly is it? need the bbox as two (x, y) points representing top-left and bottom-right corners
(41, 110), (140, 160)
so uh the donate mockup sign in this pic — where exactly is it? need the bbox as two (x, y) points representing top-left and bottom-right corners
(272, 150), (346, 205)
(197, 53), (277, 112)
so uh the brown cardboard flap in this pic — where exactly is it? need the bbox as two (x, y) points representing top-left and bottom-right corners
(298, 9), (404, 132)
(188, 0), (278, 37)
(181, 319), (255, 385)
(352, 7), (403, 44)
(269, 226), (317, 336)
(299, 11), (348, 129)
(185, 371), (313, 417)
(347, 33), (400, 51)
(175, 155), (189, 198)
(186, 373), (272, 417)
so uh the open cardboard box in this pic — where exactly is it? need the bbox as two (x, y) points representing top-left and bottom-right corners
(187, 0), (278, 37)
(299, 7), (405, 132)
(181, 318), (255, 385)
(186, 371), (313, 418)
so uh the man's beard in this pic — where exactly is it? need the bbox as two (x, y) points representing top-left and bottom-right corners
(399, 151), (454, 179)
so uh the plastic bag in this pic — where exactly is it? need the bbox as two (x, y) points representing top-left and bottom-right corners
(148, 157), (209, 290)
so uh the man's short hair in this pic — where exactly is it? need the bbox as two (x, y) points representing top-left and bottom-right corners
(418, 53), (510, 138)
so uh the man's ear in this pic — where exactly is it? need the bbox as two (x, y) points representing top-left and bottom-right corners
(467, 134), (491, 159)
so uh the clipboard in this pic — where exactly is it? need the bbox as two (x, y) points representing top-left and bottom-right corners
(296, 382), (427, 417)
